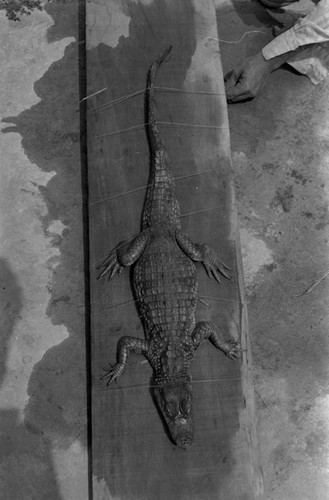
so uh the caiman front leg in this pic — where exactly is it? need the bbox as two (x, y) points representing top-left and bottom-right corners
(97, 230), (150, 280)
(192, 321), (241, 359)
(102, 336), (149, 385)
(175, 231), (231, 283)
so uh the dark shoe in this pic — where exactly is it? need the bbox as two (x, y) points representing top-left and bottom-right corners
(260, 0), (299, 7)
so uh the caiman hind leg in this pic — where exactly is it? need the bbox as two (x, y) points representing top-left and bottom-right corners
(102, 336), (149, 385)
(97, 230), (150, 280)
(175, 231), (231, 283)
(192, 321), (241, 359)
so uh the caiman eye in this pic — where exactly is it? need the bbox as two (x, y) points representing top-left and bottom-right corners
(165, 402), (179, 418)
(180, 398), (191, 416)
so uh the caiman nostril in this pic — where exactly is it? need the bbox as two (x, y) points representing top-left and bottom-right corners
(180, 438), (192, 448)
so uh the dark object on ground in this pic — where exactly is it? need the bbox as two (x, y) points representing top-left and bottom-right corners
(260, 0), (299, 8)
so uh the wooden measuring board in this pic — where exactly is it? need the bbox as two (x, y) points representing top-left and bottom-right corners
(87, 1), (263, 498)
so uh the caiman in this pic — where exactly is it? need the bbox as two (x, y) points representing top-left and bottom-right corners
(97, 46), (241, 449)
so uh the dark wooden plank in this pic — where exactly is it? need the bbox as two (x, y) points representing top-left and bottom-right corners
(87, 1), (263, 498)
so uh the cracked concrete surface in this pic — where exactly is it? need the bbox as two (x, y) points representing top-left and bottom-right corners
(217, 1), (329, 498)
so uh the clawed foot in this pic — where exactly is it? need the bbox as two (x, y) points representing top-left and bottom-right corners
(97, 243), (124, 280)
(203, 247), (231, 283)
(101, 363), (124, 385)
(226, 340), (241, 359)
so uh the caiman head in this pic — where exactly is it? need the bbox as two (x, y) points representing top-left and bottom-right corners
(153, 380), (194, 449)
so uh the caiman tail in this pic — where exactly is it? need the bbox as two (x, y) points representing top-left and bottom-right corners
(142, 45), (181, 230)
(146, 45), (172, 150)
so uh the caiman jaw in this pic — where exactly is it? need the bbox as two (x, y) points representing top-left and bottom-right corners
(175, 422), (193, 449)
(153, 379), (194, 448)
(167, 414), (194, 449)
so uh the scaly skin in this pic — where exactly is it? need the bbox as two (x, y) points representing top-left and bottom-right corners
(97, 46), (241, 448)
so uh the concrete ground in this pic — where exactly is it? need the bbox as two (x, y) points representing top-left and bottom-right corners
(217, 0), (329, 498)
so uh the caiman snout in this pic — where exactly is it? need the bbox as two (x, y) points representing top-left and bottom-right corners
(153, 381), (194, 447)
(178, 436), (192, 449)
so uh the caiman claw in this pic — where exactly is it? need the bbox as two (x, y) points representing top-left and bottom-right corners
(97, 254), (121, 280)
(203, 246), (231, 283)
(225, 340), (241, 359)
(96, 242), (125, 280)
(101, 363), (124, 385)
